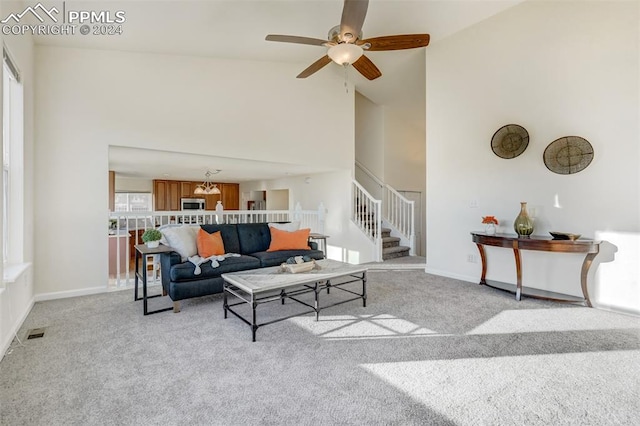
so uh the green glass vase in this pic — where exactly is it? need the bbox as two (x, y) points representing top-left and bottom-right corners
(514, 202), (534, 237)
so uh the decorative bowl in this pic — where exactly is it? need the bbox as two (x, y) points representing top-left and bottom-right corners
(549, 232), (581, 241)
(281, 260), (316, 274)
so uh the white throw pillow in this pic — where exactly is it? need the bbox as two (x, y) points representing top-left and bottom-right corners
(268, 221), (301, 232)
(158, 224), (181, 246)
(160, 225), (198, 262)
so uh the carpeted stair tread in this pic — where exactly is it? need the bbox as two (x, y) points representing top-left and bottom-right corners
(382, 236), (401, 248)
(383, 245), (410, 254)
(382, 245), (410, 260)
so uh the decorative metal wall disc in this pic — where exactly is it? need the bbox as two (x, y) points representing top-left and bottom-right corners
(491, 124), (529, 159)
(544, 136), (594, 175)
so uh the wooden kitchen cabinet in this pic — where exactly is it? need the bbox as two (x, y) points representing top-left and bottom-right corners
(153, 180), (181, 211)
(153, 180), (168, 211)
(204, 190), (221, 210)
(168, 181), (180, 211)
(181, 182), (193, 198)
(128, 229), (144, 260)
(154, 179), (239, 211)
(108, 171), (115, 212)
(222, 183), (240, 210)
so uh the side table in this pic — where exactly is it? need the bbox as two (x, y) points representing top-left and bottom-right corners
(309, 233), (329, 257)
(134, 243), (175, 315)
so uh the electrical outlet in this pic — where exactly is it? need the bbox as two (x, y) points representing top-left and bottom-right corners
(466, 254), (478, 263)
(469, 199), (479, 208)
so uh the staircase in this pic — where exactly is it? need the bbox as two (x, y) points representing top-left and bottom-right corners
(381, 227), (410, 260)
(353, 162), (416, 262)
(352, 181), (411, 262)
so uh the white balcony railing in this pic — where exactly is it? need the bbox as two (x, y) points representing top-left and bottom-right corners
(107, 205), (325, 287)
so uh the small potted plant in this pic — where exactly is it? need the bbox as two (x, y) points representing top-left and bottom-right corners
(141, 228), (163, 248)
(482, 216), (499, 235)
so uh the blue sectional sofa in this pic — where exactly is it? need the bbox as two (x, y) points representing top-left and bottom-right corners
(160, 223), (325, 312)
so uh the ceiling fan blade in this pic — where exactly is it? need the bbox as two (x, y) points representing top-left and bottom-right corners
(359, 34), (430, 51)
(265, 34), (328, 46)
(339, 0), (369, 43)
(352, 55), (381, 80)
(297, 56), (333, 79)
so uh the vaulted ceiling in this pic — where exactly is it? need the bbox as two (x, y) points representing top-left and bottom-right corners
(31, 0), (523, 181)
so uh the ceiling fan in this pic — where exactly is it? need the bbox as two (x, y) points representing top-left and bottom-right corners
(265, 0), (429, 81)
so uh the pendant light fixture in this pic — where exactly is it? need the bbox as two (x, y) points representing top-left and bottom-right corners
(194, 170), (221, 195)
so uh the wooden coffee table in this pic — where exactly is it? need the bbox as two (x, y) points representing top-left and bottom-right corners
(222, 259), (367, 341)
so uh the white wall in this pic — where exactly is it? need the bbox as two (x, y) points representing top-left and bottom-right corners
(426, 0), (639, 313)
(114, 176), (153, 193)
(384, 108), (427, 256)
(355, 91), (384, 186)
(240, 170), (377, 264)
(266, 189), (289, 210)
(355, 93), (427, 190)
(0, 1), (36, 357)
(383, 108), (426, 193)
(35, 46), (354, 296)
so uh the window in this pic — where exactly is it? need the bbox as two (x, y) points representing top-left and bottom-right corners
(114, 193), (152, 212)
(2, 46), (23, 265)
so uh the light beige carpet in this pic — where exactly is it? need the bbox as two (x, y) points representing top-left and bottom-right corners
(1, 270), (639, 425)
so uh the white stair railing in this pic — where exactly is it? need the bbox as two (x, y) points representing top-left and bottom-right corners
(382, 185), (415, 255)
(352, 180), (382, 262)
(355, 161), (416, 255)
(354, 160), (383, 200)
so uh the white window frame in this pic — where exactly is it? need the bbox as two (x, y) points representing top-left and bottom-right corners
(114, 192), (153, 213)
(2, 46), (24, 269)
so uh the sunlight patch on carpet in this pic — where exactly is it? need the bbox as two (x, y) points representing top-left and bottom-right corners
(288, 313), (439, 340)
(467, 307), (640, 335)
(362, 350), (640, 425)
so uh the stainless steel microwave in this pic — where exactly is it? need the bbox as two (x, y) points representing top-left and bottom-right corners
(181, 198), (205, 211)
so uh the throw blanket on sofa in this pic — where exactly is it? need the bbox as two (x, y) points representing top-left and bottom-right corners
(187, 253), (241, 275)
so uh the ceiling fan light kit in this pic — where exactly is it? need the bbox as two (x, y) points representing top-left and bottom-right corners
(327, 43), (364, 65)
(265, 0), (430, 81)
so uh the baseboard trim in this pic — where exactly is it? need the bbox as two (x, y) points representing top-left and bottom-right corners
(594, 303), (640, 318)
(424, 267), (477, 284)
(367, 263), (427, 271)
(35, 286), (107, 302)
(1, 296), (35, 362)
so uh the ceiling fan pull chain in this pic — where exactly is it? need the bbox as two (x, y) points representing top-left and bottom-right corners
(343, 64), (349, 93)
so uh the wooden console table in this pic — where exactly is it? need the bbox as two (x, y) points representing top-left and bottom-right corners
(471, 232), (601, 307)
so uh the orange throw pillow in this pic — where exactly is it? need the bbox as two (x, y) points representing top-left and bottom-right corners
(267, 227), (311, 252)
(197, 229), (225, 257)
